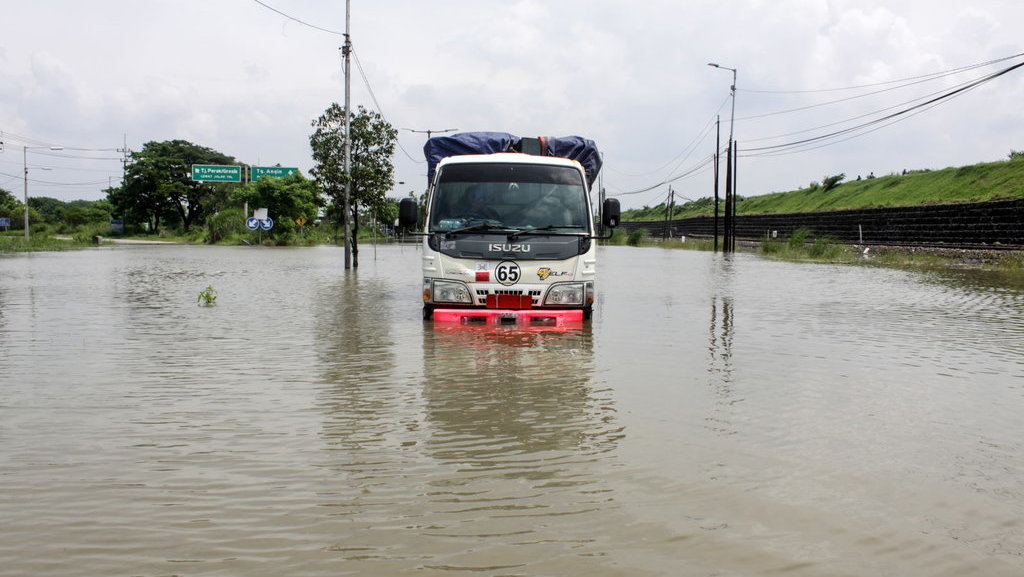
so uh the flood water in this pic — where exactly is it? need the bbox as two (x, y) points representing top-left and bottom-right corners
(1, 243), (1023, 576)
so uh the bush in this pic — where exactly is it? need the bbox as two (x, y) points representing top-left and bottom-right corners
(760, 233), (782, 254)
(602, 228), (628, 245)
(206, 208), (246, 244)
(821, 173), (845, 192)
(71, 223), (113, 243)
(788, 227), (812, 249)
(627, 228), (648, 246)
(807, 236), (843, 259)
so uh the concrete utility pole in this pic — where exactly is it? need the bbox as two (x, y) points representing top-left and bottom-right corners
(663, 186), (674, 241)
(23, 145), (63, 240)
(709, 63), (737, 252)
(713, 116), (720, 252)
(342, 0), (353, 269)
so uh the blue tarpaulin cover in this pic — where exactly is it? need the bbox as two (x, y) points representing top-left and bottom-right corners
(424, 132), (602, 187)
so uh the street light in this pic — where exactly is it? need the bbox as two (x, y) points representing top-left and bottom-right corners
(708, 63), (737, 251)
(707, 63), (736, 144)
(23, 145), (63, 240)
(404, 127), (458, 139)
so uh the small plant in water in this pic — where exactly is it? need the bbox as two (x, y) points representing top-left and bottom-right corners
(197, 285), (218, 306)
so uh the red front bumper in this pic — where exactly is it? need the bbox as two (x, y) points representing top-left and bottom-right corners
(432, 308), (583, 326)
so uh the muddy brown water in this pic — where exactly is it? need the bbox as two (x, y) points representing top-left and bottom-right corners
(2, 243), (1022, 576)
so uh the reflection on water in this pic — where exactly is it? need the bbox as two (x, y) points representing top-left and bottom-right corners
(423, 324), (617, 459)
(706, 294), (735, 436)
(1, 245), (1023, 576)
(312, 304), (625, 571)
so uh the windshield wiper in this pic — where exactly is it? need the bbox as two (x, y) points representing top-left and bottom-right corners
(508, 224), (584, 239)
(444, 223), (507, 237)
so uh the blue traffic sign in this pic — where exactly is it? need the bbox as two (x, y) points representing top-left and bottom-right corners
(260, 217), (274, 230)
(246, 217), (260, 230)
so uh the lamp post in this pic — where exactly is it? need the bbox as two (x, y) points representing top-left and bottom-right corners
(23, 145), (63, 240)
(405, 127), (458, 139)
(708, 63), (737, 252)
(707, 63), (736, 145)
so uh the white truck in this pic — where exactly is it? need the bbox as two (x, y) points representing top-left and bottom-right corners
(398, 132), (620, 323)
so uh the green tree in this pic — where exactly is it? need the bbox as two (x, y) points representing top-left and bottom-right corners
(62, 200), (112, 229)
(110, 140), (238, 234)
(375, 197), (399, 231)
(0, 186), (16, 207)
(8, 196), (111, 235)
(230, 171), (323, 244)
(309, 104), (397, 267)
(0, 187), (20, 226)
(27, 196), (65, 227)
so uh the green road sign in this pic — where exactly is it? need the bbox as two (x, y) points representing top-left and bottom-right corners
(191, 164), (242, 182)
(252, 166), (299, 181)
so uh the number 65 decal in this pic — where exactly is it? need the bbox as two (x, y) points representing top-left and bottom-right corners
(494, 261), (521, 286)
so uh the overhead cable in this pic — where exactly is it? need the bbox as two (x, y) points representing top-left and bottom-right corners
(742, 59), (1024, 157)
(250, 0), (343, 36)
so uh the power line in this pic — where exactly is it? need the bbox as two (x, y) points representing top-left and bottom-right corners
(247, 1), (441, 171)
(742, 51), (1024, 95)
(740, 65), (1009, 145)
(611, 155), (715, 197)
(349, 48), (421, 164)
(742, 59), (1024, 157)
(250, 0), (420, 165)
(250, 0), (343, 36)
(737, 55), (1024, 124)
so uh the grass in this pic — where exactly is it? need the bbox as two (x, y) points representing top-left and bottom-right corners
(613, 155), (1024, 273)
(0, 234), (90, 252)
(602, 225), (1023, 274)
(625, 156), (1024, 221)
(758, 227), (854, 262)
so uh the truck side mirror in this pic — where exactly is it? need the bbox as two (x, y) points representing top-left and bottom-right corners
(398, 197), (418, 228)
(602, 198), (621, 228)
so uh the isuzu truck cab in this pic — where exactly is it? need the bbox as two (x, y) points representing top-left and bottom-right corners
(399, 132), (620, 323)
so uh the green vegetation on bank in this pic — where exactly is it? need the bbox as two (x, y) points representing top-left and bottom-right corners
(0, 233), (92, 252)
(1, 103), (400, 259)
(624, 152), (1024, 222)
(605, 225), (1024, 272)
(608, 151), (1024, 271)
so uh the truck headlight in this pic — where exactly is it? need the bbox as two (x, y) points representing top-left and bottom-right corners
(431, 280), (473, 304)
(544, 282), (586, 305)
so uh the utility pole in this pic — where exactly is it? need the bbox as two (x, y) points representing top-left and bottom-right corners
(663, 186), (674, 240)
(342, 0), (353, 269)
(117, 133), (129, 189)
(23, 145), (63, 240)
(731, 142), (739, 252)
(713, 116), (720, 252)
(709, 63), (737, 252)
(724, 138), (733, 253)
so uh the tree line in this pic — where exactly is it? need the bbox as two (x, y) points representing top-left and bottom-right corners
(1, 104), (403, 264)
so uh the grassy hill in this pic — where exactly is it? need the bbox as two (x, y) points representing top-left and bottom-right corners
(624, 155), (1024, 221)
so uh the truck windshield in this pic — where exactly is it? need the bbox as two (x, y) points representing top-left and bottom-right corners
(429, 163), (589, 233)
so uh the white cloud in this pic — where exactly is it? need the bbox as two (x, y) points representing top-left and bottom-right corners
(1, 0), (1021, 207)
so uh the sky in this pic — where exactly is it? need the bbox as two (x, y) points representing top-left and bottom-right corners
(2, 0), (1023, 210)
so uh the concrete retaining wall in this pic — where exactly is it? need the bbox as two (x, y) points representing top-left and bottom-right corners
(620, 198), (1024, 246)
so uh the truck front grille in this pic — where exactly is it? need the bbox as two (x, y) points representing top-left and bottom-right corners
(475, 288), (542, 306)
